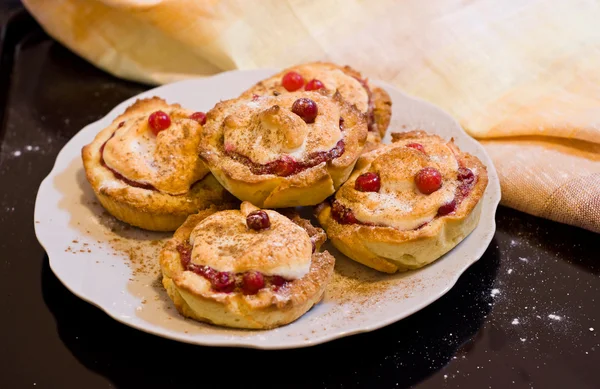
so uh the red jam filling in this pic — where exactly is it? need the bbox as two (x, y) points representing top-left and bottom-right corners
(330, 164), (478, 229)
(177, 243), (291, 294)
(226, 139), (345, 177)
(330, 200), (360, 225)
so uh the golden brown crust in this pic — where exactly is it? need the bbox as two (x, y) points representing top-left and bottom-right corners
(316, 131), (488, 273)
(160, 204), (335, 329)
(199, 90), (367, 208)
(363, 132), (383, 154)
(372, 86), (392, 138)
(81, 97), (237, 231)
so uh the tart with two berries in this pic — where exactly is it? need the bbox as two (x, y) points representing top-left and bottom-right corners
(199, 90), (367, 208)
(82, 97), (235, 231)
(316, 131), (488, 273)
(242, 62), (392, 151)
(160, 202), (334, 329)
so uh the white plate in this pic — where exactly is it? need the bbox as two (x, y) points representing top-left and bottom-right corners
(34, 69), (501, 349)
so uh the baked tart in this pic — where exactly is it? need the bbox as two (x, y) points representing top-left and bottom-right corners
(82, 97), (235, 231)
(316, 131), (488, 273)
(199, 90), (368, 208)
(160, 201), (335, 329)
(242, 62), (392, 152)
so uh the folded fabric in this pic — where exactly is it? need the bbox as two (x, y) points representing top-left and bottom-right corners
(23, 0), (600, 233)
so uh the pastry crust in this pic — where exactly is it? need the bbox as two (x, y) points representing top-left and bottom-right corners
(82, 97), (236, 231)
(316, 131), (488, 273)
(199, 90), (367, 208)
(372, 86), (392, 138)
(242, 62), (392, 150)
(160, 202), (335, 329)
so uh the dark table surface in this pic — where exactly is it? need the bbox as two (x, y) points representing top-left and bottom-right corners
(1, 4), (599, 389)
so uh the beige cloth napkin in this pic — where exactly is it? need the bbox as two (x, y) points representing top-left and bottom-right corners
(23, 0), (600, 233)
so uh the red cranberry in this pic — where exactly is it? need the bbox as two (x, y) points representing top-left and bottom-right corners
(437, 199), (457, 216)
(271, 276), (287, 287)
(282, 71), (305, 91)
(117, 121), (125, 128)
(270, 156), (297, 176)
(189, 111), (207, 125)
(246, 210), (270, 231)
(339, 117), (345, 131)
(291, 98), (318, 123)
(457, 167), (475, 184)
(415, 167), (442, 194)
(406, 143), (425, 153)
(305, 79), (325, 91)
(148, 110), (171, 135)
(355, 172), (381, 192)
(241, 271), (265, 295)
(252, 94), (260, 101)
(211, 271), (235, 293)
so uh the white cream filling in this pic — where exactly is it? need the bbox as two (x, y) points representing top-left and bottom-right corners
(226, 95), (343, 165)
(102, 124), (158, 186)
(128, 138), (159, 174)
(286, 138), (307, 159)
(188, 223), (312, 280)
(350, 181), (458, 230)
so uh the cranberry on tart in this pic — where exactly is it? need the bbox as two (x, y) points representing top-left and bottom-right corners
(241, 62), (392, 152)
(160, 201), (334, 329)
(82, 97), (235, 231)
(316, 131), (488, 273)
(198, 90), (367, 208)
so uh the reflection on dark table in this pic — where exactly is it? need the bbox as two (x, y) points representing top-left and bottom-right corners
(1, 7), (598, 389)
